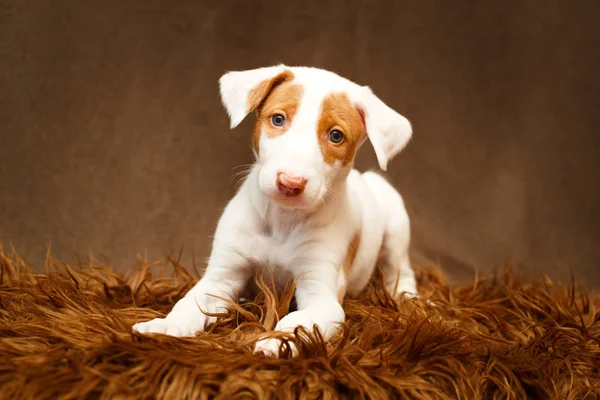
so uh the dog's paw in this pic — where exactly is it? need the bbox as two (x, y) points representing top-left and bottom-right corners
(132, 317), (198, 337)
(132, 296), (213, 337)
(399, 291), (418, 300)
(395, 291), (437, 307)
(253, 310), (320, 358)
(393, 281), (418, 298)
(254, 337), (298, 358)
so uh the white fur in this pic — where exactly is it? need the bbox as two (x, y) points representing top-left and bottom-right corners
(132, 65), (417, 358)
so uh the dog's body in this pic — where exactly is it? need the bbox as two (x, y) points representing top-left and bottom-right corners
(133, 65), (417, 357)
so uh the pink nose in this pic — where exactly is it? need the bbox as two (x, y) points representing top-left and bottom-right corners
(276, 172), (307, 197)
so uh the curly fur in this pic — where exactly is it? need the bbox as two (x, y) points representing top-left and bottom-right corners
(0, 246), (598, 399)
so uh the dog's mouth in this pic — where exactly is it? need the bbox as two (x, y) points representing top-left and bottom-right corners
(263, 185), (327, 211)
(266, 191), (311, 209)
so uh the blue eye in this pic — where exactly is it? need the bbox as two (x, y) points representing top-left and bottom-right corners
(272, 114), (285, 127)
(328, 129), (345, 144)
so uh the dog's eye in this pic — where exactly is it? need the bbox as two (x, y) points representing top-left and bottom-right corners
(271, 114), (285, 127)
(328, 130), (345, 144)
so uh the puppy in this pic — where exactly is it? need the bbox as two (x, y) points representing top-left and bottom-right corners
(132, 65), (417, 357)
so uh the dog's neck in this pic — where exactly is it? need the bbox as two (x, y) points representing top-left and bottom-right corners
(245, 164), (349, 233)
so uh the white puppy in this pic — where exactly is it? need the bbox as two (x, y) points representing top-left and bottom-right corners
(132, 65), (417, 357)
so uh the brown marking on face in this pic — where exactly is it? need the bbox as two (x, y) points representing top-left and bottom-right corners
(247, 70), (295, 113)
(255, 82), (303, 137)
(245, 71), (302, 154)
(317, 92), (366, 166)
(338, 233), (361, 302)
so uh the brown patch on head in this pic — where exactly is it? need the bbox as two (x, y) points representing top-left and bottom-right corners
(247, 70), (295, 113)
(338, 233), (362, 302)
(252, 82), (304, 154)
(317, 92), (366, 166)
(245, 71), (303, 154)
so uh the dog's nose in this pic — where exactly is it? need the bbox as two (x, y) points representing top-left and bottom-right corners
(276, 172), (307, 197)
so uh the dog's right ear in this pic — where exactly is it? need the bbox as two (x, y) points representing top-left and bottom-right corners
(352, 86), (413, 171)
(219, 64), (293, 129)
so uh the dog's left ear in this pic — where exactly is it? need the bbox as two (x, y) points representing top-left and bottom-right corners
(354, 87), (413, 171)
(219, 64), (293, 129)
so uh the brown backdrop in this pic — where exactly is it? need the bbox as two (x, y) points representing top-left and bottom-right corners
(1, 1), (599, 287)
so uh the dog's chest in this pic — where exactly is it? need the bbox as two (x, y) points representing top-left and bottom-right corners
(249, 227), (308, 271)
(249, 210), (308, 266)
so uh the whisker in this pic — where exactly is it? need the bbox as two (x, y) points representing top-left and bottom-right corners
(229, 164), (254, 186)
(231, 163), (254, 172)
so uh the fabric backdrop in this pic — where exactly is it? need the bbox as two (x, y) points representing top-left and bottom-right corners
(1, 1), (599, 287)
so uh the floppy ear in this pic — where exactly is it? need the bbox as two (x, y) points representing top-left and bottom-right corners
(218, 64), (293, 129)
(354, 87), (413, 171)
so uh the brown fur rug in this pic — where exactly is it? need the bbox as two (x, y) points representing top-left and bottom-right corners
(0, 247), (599, 399)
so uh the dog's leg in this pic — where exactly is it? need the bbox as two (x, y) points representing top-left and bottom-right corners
(380, 236), (417, 298)
(132, 248), (252, 337)
(362, 172), (417, 298)
(379, 199), (417, 298)
(254, 264), (344, 357)
(132, 197), (255, 337)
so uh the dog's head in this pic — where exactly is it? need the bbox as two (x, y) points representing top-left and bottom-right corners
(219, 65), (412, 210)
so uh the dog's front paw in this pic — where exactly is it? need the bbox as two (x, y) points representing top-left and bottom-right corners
(395, 290), (437, 307)
(132, 295), (214, 337)
(132, 318), (195, 337)
(253, 310), (317, 358)
(254, 337), (298, 358)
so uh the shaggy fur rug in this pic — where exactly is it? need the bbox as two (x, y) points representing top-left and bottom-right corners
(0, 248), (599, 399)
